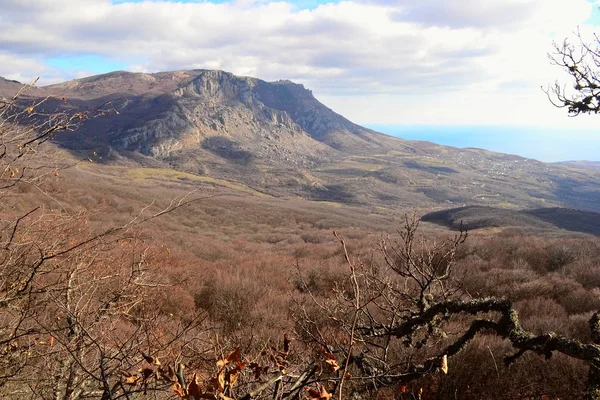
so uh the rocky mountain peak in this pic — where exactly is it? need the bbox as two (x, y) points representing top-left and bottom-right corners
(14, 69), (406, 188)
(175, 70), (259, 105)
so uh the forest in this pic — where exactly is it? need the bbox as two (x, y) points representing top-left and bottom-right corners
(2, 82), (600, 400)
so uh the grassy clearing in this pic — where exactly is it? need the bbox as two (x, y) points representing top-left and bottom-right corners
(125, 167), (269, 197)
(313, 201), (344, 208)
(414, 157), (453, 166)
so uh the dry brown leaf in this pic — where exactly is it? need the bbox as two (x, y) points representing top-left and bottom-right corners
(217, 348), (241, 369)
(305, 384), (332, 400)
(123, 375), (141, 386)
(217, 369), (226, 392)
(441, 354), (448, 374)
(306, 387), (321, 399)
(172, 382), (186, 397)
(325, 359), (340, 372)
(319, 385), (333, 400)
(187, 373), (203, 399)
(140, 351), (161, 366)
(229, 362), (246, 388)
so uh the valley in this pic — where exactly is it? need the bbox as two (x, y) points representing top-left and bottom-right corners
(5, 0), (600, 395)
(3, 70), (600, 400)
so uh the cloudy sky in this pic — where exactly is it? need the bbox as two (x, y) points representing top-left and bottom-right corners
(2, 0), (600, 160)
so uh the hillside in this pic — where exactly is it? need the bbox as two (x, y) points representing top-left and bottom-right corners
(4, 71), (600, 400)
(6, 69), (600, 212)
(555, 160), (600, 171)
(0, 77), (25, 95)
(422, 205), (600, 236)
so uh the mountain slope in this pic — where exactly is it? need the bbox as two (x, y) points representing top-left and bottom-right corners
(39, 70), (425, 199)
(45, 70), (398, 156)
(422, 206), (600, 236)
(5, 69), (600, 212)
(0, 77), (25, 97)
(555, 161), (600, 171)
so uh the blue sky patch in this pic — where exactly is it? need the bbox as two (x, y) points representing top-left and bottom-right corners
(46, 55), (128, 74)
(585, 0), (600, 25)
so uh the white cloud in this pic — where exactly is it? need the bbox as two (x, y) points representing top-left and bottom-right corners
(0, 0), (597, 126)
(0, 53), (68, 84)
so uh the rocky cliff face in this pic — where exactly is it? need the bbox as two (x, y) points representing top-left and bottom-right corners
(46, 70), (400, 172)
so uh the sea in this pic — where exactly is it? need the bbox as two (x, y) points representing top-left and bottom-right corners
(367, 125), (600, 163)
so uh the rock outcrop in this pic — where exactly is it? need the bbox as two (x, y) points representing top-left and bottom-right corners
(45, 70), (401, 172)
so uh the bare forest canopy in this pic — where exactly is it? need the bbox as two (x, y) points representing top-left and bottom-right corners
(2, 70), (600, 400)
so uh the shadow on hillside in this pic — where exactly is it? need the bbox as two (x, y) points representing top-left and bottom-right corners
(307, 184), (356, 204)
(550, 176), (600, 213)
(524, 208), (600, 236)
(422, 206), (600, 236)
(403, 160), (459, 174)
(202, 136), (254, 165)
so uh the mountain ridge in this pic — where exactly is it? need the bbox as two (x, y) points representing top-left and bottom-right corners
(5, 69), (600, 212)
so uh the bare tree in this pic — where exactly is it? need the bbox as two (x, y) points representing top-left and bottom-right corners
(1, 80), (311, 400)
(546, 29), (600, 116)
(292, 215), (600, 400)
(0, 82), (208, 399)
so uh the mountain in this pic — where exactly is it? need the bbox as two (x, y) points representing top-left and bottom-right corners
(7, 69), (600, 212)
(0, 77), (28, 98)
(44, 70), (395, 153)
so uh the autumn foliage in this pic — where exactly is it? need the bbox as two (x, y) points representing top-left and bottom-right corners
(3, 82), (600, 400)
